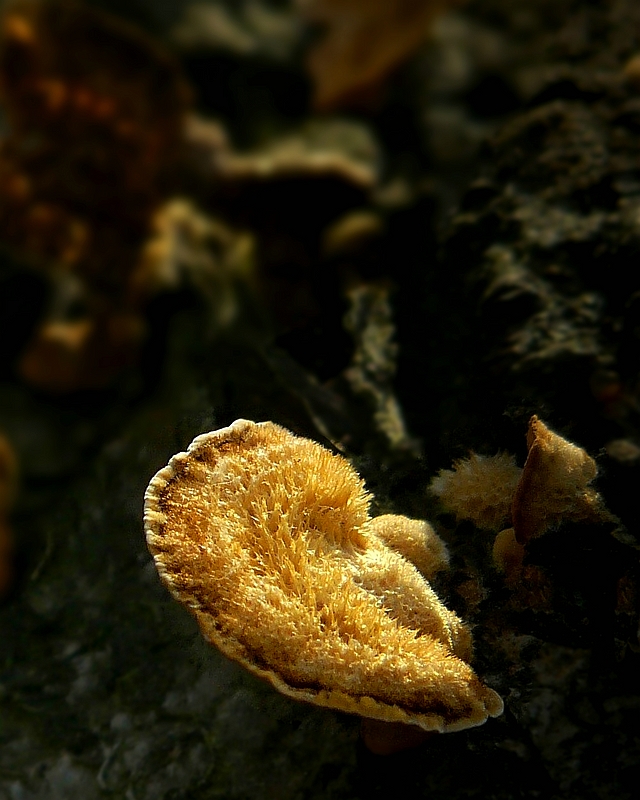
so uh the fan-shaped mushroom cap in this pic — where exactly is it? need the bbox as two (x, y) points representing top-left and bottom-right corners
(144, 420), (503, 732)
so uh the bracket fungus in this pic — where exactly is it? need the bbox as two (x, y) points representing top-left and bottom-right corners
(144, 419), (503, 733)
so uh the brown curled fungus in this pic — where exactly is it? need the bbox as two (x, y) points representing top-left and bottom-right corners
(144, 419), (503, 733)
(512, 416), (609, 544)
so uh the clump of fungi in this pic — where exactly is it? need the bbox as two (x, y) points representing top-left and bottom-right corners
(430, 416), (617, 590)
(144, 419), (503, 752)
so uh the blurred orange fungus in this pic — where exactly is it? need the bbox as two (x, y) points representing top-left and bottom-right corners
(0, 0), (190, 286)
(298, 0), (466, 111)
(0, 0), (191, 390)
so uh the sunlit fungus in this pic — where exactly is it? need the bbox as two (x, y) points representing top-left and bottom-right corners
(144, 419), (503, 732)
(430, 452), (522, 531)
(512, 416), (610, 544)
(367, 514), (450, 580)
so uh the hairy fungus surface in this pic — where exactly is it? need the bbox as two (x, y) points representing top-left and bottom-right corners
(144, 419), (503, 732)
(430, 452), (522, 531)
(512, 416), (608, 544)
(367, 514), (450, 580)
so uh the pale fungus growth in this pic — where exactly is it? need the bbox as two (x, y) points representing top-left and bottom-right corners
(215, 119), (380, 191)
(429, 452), (522, 531)
(144, 419), (503, 733)
(512, 416), (610, 544)
(367, 514), (450, 580)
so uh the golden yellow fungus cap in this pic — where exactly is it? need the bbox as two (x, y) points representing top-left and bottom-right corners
(144, 419), (503, 732)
